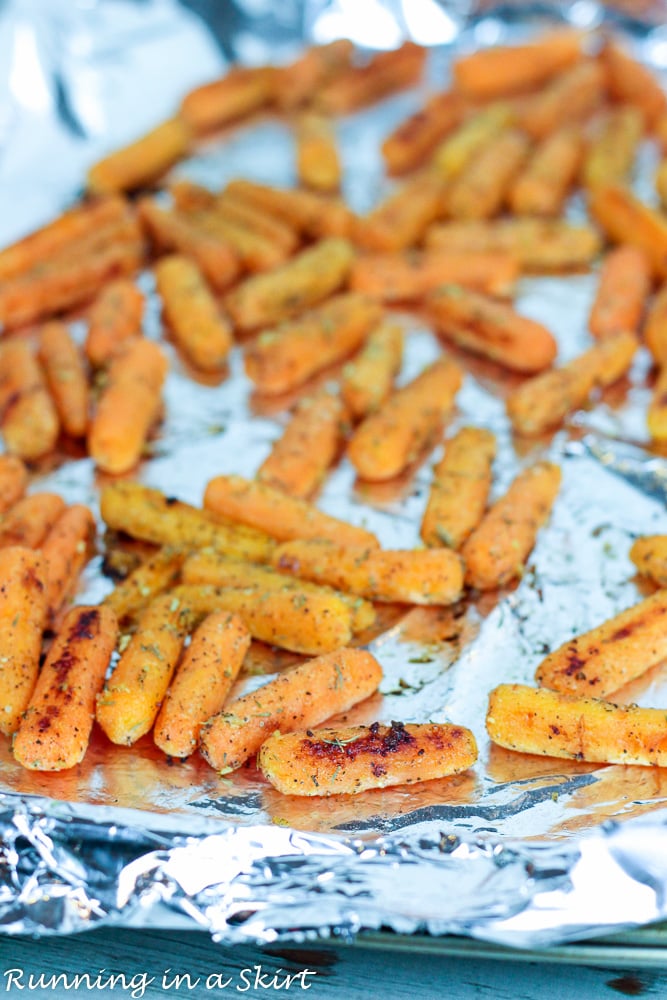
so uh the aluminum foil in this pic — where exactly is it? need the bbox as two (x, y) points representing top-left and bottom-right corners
(2, 0), (667, 949)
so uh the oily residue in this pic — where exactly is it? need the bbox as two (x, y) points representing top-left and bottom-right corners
(301, 721), (417, 763)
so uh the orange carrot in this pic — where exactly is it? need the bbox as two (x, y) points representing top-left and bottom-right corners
(85, 279), (144, 368)
(215, 193), (299, 254)
(431, 103), (514, 179)
(354, 172), (447, 252)
(104, 546), (185, 623)
(588, 183), (667, 279)
(582, 105), (643, 189)
(87, 117), (191, 194)
(0, 493), (65, 549)
(224, 179), (354, 239)
(13, 605), (118, 770)
(648, 365), (667, 442)
(509, 125), (584, 216)
(38, 322), (89, 438)
(382, 92), (467, 175)
(295, 113), (341, 193)
(40, 504), (96, 624)
(315, 42), (426, 114)
(179, 66), (272, 133)
(340, 322), (404, 420)
(0, 339), (60, 461)
(0, 547), (48, 736)
(515, 60), (606, 139)
(155, 254), (232, 371)
(349, 250), (519, 302)
(0, 456), (28, 514)
(188, 206), (289, 273)
(602, 39), (667, 128)
(447, 129), (531, 220)
(644, 284), (667, 362)
(589, 246), (651, 339)
(274, 40), (354, 110)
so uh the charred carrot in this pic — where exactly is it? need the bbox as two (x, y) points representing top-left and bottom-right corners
(315, 42), (426, 114)
(420, 427), (496, 549)
(179, 66), (272, 134)
(0, 493), (65, 549)
(509, 125), (584, 216)
(153, 612), (250, 759)
(630, 535), (667, 588)
(347, 357), (462, 481)
(602, 39), (667, 128)
(38, 322), (89, 438)
(88, 339), (168, 475)
(274, 40), (354, 110)
(340, 322), (403, 420)
(155, 254), (232, 371)
(515, 60), (606, 139)
(245, 293), (381, 396)
(199, 647), (383, 772)
(87, 117), (191, 194)
(0, 339), (60, 461)
(0, 456), (28, 514)
(85, 279), (144, 368)
(582, 105), (643, 189)
(41, 504), (95, 624)
(295, 113), (341, 193)
(224, 179), (353, 239)
(447, 129), (531, 220)
(589, 246), (651, 339)
(104, 546), (185, 623)
(588, 183), (667, 280)
(0, 547), (47, 736)
(382, 92), (466, 175)
(13, 605), (118, 770)
(350, 250), (519, 302)
(354, 172), (447, 252)
(259, 721), (478, 795)
(431, 103), (514, 179)
(203, 475), (379, 549)
(427, 286), (557, 373)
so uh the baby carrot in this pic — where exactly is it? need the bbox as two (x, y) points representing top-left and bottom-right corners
(514, 60), (606, 139)
(85, 278), (144, 368)
(244, 292), (382, 395)
(536, 589), (667, 698)
(199, 647), (383, 773)
(340, 322), (403, 420)
(0, 339), (60, 461)
(461, 461), (561, 590)
(427, 286), (557, 373)
(315, 42), (425, 114)
(630, 535), (667, 587)
(431, 103), (514, 180)
(0, 493), (65, 549)
(87, 117), (191, 194)
(13, 605), (118, 770)
(657, 159), (667, 211)
(648, 365), (667, 441)
(644, 284), (667, 362)
(41, 504), (95, 624)
(602, 39), (667, 128)
(420, 427), (496, 549)
(349, 250), (519, 302)
(153, 612), (250, 759)
(347, 357), (462, 481)
(189, 207), (288, 273)
(224, 179), (353, 239)
(155, 254), (232, 371)
(215, 193), (299, 254)
(508, 125), (584, 216)
(225, 238), (355, 331)
(38, 322), (89, 438)
(203, 475), (379, 549)
(295, 113), (341, 193)
(354, 172), (447, 252)
(0, 547), (48, 736)
(259, 721), (478, 796)
(447, 129), (531, 221)
(589, 246), (651, 339)
(588, 183), (667, 280)
(582, 105), (643, 190)
(88, 339), (168, 475)
(274, 39), (354, 110)
(104, 546), (186, 623)
(0, 456), (28, 514)
(179, 66), (272, 134)
(382, 92), (466, 175)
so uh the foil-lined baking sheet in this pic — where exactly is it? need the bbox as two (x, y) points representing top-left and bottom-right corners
(2, 0), (667, 948)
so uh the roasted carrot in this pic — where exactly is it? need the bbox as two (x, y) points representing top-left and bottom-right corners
(0, 456), (28, 514)
(0, 339), (60, 461)
(188, 206), (288, 273)
(588, 183), (667, 280)
(427, 286), (557, 373)
(630, 535), (667, 588)
(487, 683), (667, 766)
(244, 292), (381, 395)
(648, 365), (667, 441)
(0, 493), (65, 549)
(101, 481), (275, 563)
(431, 103), (514, 179)
(88, 339), (168, 475)
(199, 647), (383, 773)
(13, 605), (118, 770)
(588, 246), (651, 339)
(602, 39), (667, 128)
(38, 322), (89, 438)
(274, 39), (354, 110)
(340, 322), (403, 420)
(509, 125), (584, 216)
(315, 42), (426, 114)
(382, 91), (466, 175)
(87, 117), (191, 194)
(657, 159), (667, 211)
(0, 547), (47, 736)
(447, 129), (530, 220)
(349, 250), (518, 302)
(155, 254), (232, 371)
(85, 278), (144, 368)
(347, 357), (462, 481)
(274, 539), (464, 606)
(179, 66), (272, 134)
(354, 172), (447, 252)
(514, 60), (606, 139)
(225, 237), (354, 331)
(461, 461), (561, 590)
(582, 105), (643, 189)
(168, 179), (217, 214)
(224, 179), (353, 239)
(644, 284), (667, 362)
(203, 475), (379, 549)
(104, 546), (185, 623)
(258, 390), (345, 499)
(41, 504), (95, 624)
(420, 427), (496, 549)
(295, 113), (341, 193)
(215, 192), (299, 254)
(96, 593), (190, 746)
(259, 721), (478, 795)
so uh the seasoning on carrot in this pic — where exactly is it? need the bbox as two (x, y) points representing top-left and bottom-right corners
(295, 113), (341, 193)
(349, 250), (519, 302)
(85, 278), (144, 368)
(215, 192), (299, 254)
(40, 504), (96, 624)
(0, 493), (66, 549)
(188, 206), (289, 273)
(447, 129), (531, 220)
(155, 254), (232, 371)
(104, 545), (186, 624)
(86, 117), (191, 194)
(179, 66), (272, 134)
(315, 42), (426, 114)
(340, 321), (404, 420)
(588, 246), (651, 339)
(38, 321), (89, 438)
(431, 103), (514, 180)
(354, 172), (447, 252)
(582, 105), (643, 189)
(0, 339), (60, 461)
(508, 125), (584, 216)
(0, 546), (48, 736)
(514, 60), (606, 139)
(588, 183), (667, 280)
(382, 91), (466, 175)
(224, 179), (353, 239)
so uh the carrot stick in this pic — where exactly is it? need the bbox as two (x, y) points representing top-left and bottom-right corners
(259, 721), (478, 795)
(86, 117), (191, 194)
(452, 29), (585, 100)
(350, 250), (519, 302)
(354, 172), (447, 252)
(508, 125), (584, 216)
(168, 179), (217, 214)
(37, 322), (89, 438)
(0, 456), (28, 514)
(340, 322), (403, 420)
(274, 539), (464, 606)
(630, 535), (667, 588)
(85, 278), (144, 369)
(447, 129), (530, 220)
(315, 42), (426, 114)
(101, 481), (275, 563)
(648, 364), (667, 441)
(427, 286), (557, 373)
(155, 254), (232, 372)
(588, 183), (667, 280)
(347, 357), (462, 481)
(582, 105), (643, 189)
(0, 493), (65, 549)
(273, 40), (354, 110)
(223, 179), (354, 239)
(203, 474), (379, 549)
(96, 593), (190, 745)
(0, 340), (60, 461)
(461, 461), (561, 590)
(179, 66), (272, 134)
(13, 605), (118, 769)
(644, 284), (667, 362)
(188, 207), (289, 273)
(431, 103), (514, 179)
(88, 339), (168, 475)
(41, 504), (95, 624)
(199, 647), (383, 773)
(536, 589), (667, 698)
(244, 292), (381, 396)
(382, 92), (466, 175)
(258, 390), (345, 499)
(514, 60), (606, 139)
(153, 612), (250, 759)
(295, 113), (341, 193)
(104, 546), (185, 623)
(588, 246), (651, 339)
(225, 238), (355, 331)
(0, 547), (47, 735)
(602, 39), (667, 128)
(215, 193), (299, 254)
(507, 330), (637, 436)
(420, 427), (496, 549)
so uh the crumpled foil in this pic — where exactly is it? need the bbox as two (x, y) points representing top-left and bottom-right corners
(3, 0), (667, 948)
